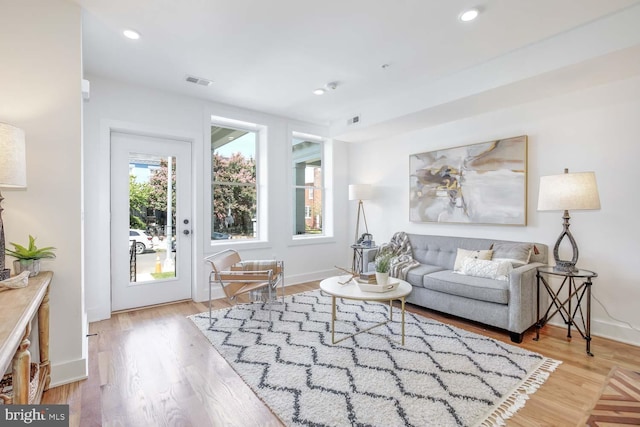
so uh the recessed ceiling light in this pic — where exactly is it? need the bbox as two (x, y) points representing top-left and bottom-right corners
(459, 9), (479, 22)
(123, 29), (141, 40)
(313, 88), (325, 95)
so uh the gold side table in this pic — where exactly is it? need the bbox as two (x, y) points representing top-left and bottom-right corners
(534, 266), (597, 356)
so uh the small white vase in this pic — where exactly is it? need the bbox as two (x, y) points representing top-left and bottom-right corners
(375, 271), (389, 286)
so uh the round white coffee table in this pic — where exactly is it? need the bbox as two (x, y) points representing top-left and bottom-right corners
(319, 275), (412, 345)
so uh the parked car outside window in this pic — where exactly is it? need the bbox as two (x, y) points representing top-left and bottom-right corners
(212, 231), (231, 240)
(129, 229), (154, 254)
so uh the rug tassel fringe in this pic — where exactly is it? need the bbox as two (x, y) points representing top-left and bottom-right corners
(477, 358), (562, 427)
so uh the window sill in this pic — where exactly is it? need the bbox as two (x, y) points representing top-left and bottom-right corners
(288, 235), (336, 247)
(208, 239), (272, 252)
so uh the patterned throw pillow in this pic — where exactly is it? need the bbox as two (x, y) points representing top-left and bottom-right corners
(491, 243), (533, 267)
(460, 258), (513, 281)
(453, 248), (493, 271)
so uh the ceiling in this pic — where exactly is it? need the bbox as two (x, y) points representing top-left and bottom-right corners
(76, 0), (640, 141)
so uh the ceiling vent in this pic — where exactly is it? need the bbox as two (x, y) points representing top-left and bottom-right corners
(185, 75), (213, 86)
(347, 115), (361, 126)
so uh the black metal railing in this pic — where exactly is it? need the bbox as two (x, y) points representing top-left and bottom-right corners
(129, 239), (136, 282)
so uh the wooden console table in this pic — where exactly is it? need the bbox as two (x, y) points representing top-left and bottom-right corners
(0, 271), (52, 403)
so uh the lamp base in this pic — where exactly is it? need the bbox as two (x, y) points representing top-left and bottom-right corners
(552, 210), (579, 273)
(553, 261), (578, 273)
(0, 268), (10, 281)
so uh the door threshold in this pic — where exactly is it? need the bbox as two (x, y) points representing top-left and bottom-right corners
(112, 298), (193, 315)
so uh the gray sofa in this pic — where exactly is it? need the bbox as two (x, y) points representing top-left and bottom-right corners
(365, 233), (548, 343)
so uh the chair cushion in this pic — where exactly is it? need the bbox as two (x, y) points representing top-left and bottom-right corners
(233, 260), (282, 275)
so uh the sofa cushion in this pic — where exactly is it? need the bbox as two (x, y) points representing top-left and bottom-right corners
(491, 242), (533, 267)
(453, 248), (493, 271)
(405, 233), (549, 268)
(422, 270), (510, 304)
(405, 264), (447, 287)
(459, 258), (512, 281)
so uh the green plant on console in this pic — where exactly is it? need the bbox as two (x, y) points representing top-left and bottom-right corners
(375, 253), (391, 273)
(6, 235), (56, 277)
(6, 235), (56, 260)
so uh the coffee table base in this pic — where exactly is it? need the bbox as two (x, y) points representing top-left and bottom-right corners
(330, 295), (407, 345)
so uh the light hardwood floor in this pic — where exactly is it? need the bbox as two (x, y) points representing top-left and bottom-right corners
(42, 282), (640, 426)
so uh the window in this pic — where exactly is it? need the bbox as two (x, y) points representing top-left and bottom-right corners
(211, 124), (258, 241)
(292, 134), (324, 236)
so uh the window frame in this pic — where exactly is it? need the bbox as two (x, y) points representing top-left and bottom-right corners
(209, 115), (267, 247)
(289, 130), (334, 244)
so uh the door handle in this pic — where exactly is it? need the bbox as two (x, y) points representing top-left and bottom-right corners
(183, 230), (190, 235)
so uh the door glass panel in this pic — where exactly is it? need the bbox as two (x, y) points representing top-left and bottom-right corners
(128, 153), (177, 282)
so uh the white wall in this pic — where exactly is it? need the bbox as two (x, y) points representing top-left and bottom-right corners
(0, 0), (86, 385)
(83, 75), (350, 321)
(2, 1), (634, 393)
(347, 75), (640, 346)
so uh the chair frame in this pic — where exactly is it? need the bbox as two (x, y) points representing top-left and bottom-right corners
(205, 249), (284, 326)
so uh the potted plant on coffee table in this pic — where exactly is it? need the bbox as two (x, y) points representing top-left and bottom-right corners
(5, 235), (56, 277)
(374, 253), (392, 286)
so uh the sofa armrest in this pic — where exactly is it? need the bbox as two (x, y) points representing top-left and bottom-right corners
(507, 262), (545, 333)
(362, 247), (379, 272)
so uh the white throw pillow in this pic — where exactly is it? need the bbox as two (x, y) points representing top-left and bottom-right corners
(453, 248), (493, 271)
(460, 258), (513, 281)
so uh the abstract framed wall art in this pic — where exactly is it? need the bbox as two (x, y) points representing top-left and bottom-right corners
(409, 135), (527, 225)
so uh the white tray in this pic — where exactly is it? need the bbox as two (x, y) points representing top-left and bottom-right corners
(356, 280), (400, 293)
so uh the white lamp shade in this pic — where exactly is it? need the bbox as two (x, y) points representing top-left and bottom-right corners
(349, 184), (372, 201)
(537, 171), (600, 211)
(0, 123), (27, 188)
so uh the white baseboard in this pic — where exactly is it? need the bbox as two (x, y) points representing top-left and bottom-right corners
(86, 304), (111, 323)
(591, 318), (640, 347)
(546, 317), (640, 347)
(50, 357), (88, 388)
(285, 269), (335, 286)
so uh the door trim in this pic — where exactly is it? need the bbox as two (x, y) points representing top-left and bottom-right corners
(110, 131), (192, 311)
(87, 119), (199, 322)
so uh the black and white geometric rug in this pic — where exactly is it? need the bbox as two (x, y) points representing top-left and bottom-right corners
(189, 290), (560, 427)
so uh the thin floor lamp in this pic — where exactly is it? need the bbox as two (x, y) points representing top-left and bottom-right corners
(348, 184), (372, 244)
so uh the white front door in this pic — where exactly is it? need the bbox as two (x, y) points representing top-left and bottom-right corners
(110, 131), (192, 311)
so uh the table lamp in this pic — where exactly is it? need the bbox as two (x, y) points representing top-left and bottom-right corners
(537, 168), (600, 272)
(349, 184), (372, 245)
(0, 123), (28, 280)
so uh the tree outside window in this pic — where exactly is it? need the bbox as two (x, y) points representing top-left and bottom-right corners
(211, 125), (258, 240)
(129, 157), (176, 235)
